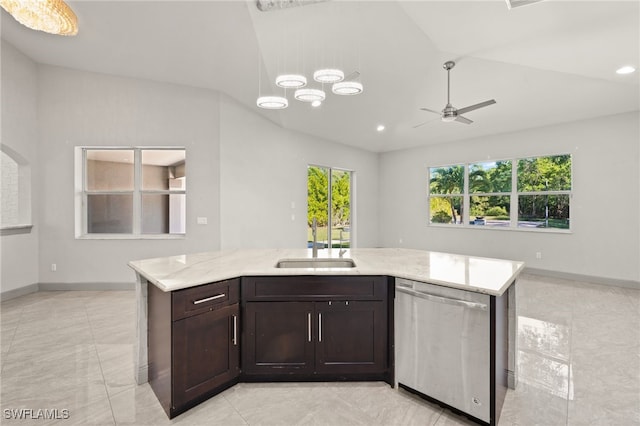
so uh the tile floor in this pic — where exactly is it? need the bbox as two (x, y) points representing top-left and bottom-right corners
(0, 274), (638, 425)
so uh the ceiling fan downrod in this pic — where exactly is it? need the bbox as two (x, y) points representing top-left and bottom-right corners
(444, 61), (455, 106)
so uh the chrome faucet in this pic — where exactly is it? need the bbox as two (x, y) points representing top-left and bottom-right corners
(311, 217), (318, 258)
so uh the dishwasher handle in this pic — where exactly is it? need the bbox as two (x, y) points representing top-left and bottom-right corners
(396, 285), (488, 311)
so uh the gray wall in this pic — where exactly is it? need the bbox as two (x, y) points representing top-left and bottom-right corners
(0, 41), (39, 293)
(219, 95), (380, 249)
(2, 38), (637, 292)
(378, 112), (640, 283)
(36, 65), (222, 285)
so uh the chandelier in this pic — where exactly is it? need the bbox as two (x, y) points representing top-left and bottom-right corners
(257, 69), (363, 110)
(0, 0), (78, 35)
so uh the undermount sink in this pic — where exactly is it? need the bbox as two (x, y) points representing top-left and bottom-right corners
(275, 258), (357, 269)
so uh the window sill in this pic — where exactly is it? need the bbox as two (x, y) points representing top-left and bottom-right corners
(1, 224), (34, 236)
(76, 233), (186, 240)
(427, 223), (572, 234)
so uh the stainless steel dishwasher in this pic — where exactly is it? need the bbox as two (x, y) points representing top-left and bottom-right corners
(395, 278), (491, 423)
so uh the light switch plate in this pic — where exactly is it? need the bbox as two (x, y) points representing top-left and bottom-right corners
(197, 217), (208, 225)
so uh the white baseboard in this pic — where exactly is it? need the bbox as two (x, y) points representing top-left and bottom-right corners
(524, 267), (639, 290)
(38, 282), (135, 291)
(1, 282), (135, 301)
(0, 283), (39, 301)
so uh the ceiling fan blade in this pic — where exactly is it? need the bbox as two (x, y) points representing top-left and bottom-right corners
(455, 115), (473, 124)
(420, 107), (441, 115)
(413, 117), (440, 128)
(456, 99), (496, 115)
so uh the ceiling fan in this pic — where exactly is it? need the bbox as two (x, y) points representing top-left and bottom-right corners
(415, 61), (496, 128)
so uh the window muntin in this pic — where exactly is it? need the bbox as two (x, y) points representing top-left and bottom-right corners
(82, 148), (186, 237)
(428, 155), (571, 231)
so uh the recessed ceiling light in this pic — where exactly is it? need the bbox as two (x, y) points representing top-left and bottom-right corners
(311, 100), (322, 108)
(376, 125), (385, 132)
(616, 66), (636, 75)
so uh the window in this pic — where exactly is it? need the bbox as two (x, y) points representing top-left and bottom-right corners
(307, 165), (352, 248)
(80, 147), (186, 237)
(1, 146), (32, 233)
(517, 155), (571, 229)
(429, 165), (463, 224)
(1, 150), (20, 226)
(428, 155), (571, 231)
(469, 161), (512, 227)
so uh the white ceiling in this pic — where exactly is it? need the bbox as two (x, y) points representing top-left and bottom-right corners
(2, 0), (638, 153)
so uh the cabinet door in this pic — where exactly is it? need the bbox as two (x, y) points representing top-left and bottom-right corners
(315, 301), (387, 374)
(243, 302), (315, 375)
(173, 304), (239, 409)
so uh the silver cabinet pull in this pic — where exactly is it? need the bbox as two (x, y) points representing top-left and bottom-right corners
(318, 313), (322, 342)
(192, 293), (225, 305)
(232, 315), (237, 346)
(307, 313), (312, 342)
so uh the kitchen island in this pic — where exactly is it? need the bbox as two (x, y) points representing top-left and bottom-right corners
(130, 248), (524, 424)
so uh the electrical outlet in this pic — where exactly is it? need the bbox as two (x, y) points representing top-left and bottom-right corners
(196, 217), (208, 225)
(51, 263), (57, 272)
(536, 252), (542, 259)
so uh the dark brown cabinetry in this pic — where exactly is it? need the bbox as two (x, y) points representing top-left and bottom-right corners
(243, 301), (315, 375)
(241, 276), (391, 383)
(148, 279), (240, 418)
(315, 300), (386, 374)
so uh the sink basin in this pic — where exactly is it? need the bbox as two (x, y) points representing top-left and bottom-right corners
(275, 258), (357, 269)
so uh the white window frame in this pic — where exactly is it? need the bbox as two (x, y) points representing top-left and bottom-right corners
(428, 154), (572, 233)
(307, 164), (355, 249)
(75, 146), (186, 240)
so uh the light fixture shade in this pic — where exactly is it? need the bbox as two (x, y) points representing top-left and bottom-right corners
(275, 74), (307, 88)
(332, 81), (363, 95)
(294, 88), (326, 103)
(1, 0), (78, 35)
(313, 69), (344, 84)
(256, 96), (288, 109)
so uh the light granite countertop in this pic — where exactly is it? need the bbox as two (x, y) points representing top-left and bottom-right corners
(128, 248), (525, 296)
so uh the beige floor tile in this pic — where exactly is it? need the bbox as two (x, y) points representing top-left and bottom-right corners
(0, 279), (637, 426)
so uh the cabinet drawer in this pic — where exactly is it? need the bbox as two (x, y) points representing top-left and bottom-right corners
(242, 276), (387, 301)
(173, 279), (239, 321)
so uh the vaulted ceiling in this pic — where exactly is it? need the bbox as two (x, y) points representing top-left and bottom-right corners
(2, 0), (638, 152)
